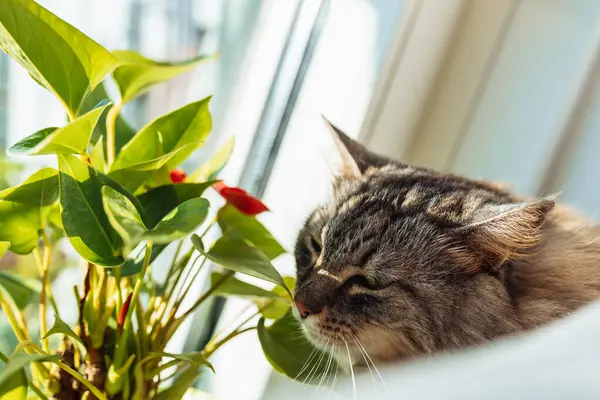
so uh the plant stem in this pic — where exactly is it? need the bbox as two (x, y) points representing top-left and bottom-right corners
(169, 253), (199, 312)
(203, 300), (274, 358)
(164, 240), (184, 286)
(169, 255), (206, 319)
(176, 257), (208, 307)
(35, 232), (53, 353)
(0, 287), (30, 344)
(114, 241), (153, 366)
(56, 360), (107, 400)
(115, 266), (123, 316)
(177, 270), (234, 322)
(203, 326), (257, 358)
(29, 380), (49, 400)
(106, 101), (122, 166)
(150, 248), (193, 337)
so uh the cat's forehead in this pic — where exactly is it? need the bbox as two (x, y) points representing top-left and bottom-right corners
(316, 165), (514, 231)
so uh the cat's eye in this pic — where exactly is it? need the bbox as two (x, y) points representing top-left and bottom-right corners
(309, 236), (322, 254)
(342, 274), (390, 292)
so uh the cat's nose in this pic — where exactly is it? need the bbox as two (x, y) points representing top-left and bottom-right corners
(294, 297), (320, 318)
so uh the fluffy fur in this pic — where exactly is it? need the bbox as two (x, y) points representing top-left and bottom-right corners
(293, 121), (600, 367)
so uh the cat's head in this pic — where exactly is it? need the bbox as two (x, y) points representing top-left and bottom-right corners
(293, 120), (555, 364)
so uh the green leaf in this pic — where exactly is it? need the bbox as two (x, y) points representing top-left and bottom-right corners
(156, 361), (211, 400)
(196, 235), (288, 292)
(43, 314), (85, 347)
(148, 351), (214, 373)
(142, 198), (209, 243)
(0, 366), (27, 400)
(0, 242), (9, 260)
(187, 137), (234, 182)
(110, 97), (212, 173)
(78, 83), (136, 155)
(0, 353), (61, 393)
(218, 205), (285, 260)
(0, 168), (59, 254)
(8, 103), (110, 155)
(0, 271), (41, 310)
(47, 204), (64, 231)
(113, 50), (214, 103)
(58, 154), (124, 266)
(108, 143), (199, 192)
(0, 0), (117, 115)
(258, 310), (336, 381)
(138, 182), (215, 228)
(118, 243), (167, 277)
(97, 171), (145, 214)
(101, 186), (146, 254)
(261, 276), (296, 320)
(112, 143), (197, 173)
(209, 272), (280, 299)
(210, 272), (290, 320)
(90, 136), (107, 173)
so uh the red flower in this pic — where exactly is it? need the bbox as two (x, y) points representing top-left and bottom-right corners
(170, 169), (187, 183)
(117, 293), (133, 335)
(213, 181), (269, 216)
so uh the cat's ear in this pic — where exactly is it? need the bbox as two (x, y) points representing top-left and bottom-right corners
(460, 197), (556, 268)
(321, 116), (389, 177)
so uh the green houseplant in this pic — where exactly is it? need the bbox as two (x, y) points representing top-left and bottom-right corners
(0, 1), (331, 398)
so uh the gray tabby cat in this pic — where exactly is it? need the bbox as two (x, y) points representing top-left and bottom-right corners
(293, 120), (600, 368)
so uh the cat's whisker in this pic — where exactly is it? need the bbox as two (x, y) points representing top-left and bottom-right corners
(303, 340), (329, 388)
(322, 343), (335, 391)
(295, 342), (321, 381)
(317, 342), (335, 392)
(343, 339), (357, 399)
(300, 337), (327, 381)
(328, 346), (339, 399)
(353, 338), (376, 391)
(355, 336), (387, 390)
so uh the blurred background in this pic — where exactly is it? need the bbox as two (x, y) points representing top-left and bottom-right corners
(2, 0), (600, 398)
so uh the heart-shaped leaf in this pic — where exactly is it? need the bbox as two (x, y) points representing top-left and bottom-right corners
(138, 182), (215, 228)
(111, 143), (197, 174)
(97, 171), (145, 213)
(110, 97), (212, 173)
(0, 0), (117, 116)
(209, 272), (280, 300)
(217, 205), (285, 260)
(0, 365), (27, 400)
(0, 242), (9, 260)
(156, 353), (214, 400)
(101, 186), (146, 254)
(8, 103), (110, 155)
(210, 272), (290, 320)
(118, 243), (168, 277)
(258, 310), (336, 381)
(142, 198), (209, 243)
(187, 137), (234, 183)
(78, 83), (136, 155)
(260, 276), (295, 320)
(112, 51), (215, 103)
(0, 168), (59, 254)
(195, 235), (288, 292)
(0, 271), (41, 310)
(42, 314), (85, 347)
(58, 154), (124, 266)
(108, 144), (200, 192)
(90, 136), (107, 173)
(147, 351), (214, 373)
(0, 353), (61, 393)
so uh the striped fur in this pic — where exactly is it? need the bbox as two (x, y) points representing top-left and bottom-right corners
(293, 123), (600, 366)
